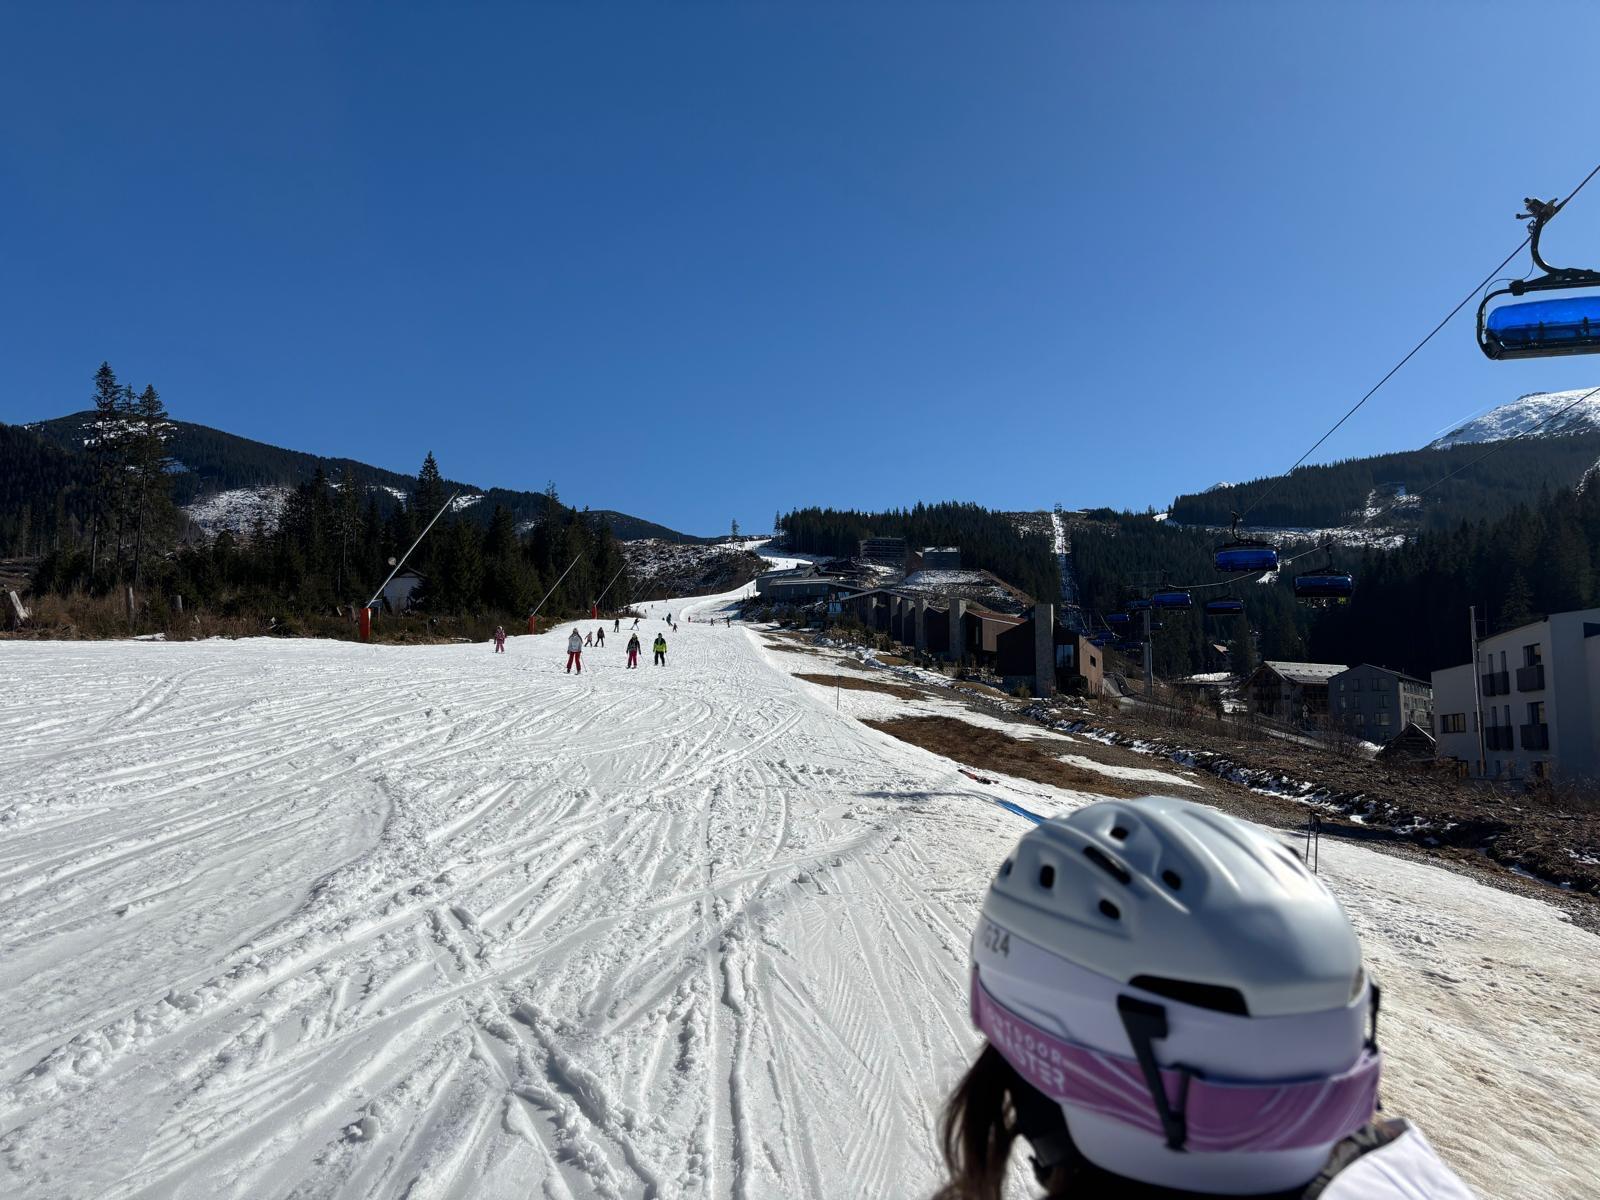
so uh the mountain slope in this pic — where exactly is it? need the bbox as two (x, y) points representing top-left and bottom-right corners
(1429, 386), (1600, 448)
(24, 412), (706, 541)
(1167, 433), (1600, 534)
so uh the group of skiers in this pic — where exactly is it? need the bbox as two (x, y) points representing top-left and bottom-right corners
(561, 625), (667, 673)
(490, 610), (724, 673)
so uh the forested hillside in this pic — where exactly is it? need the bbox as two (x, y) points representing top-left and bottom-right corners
(1306, 483), (1600, 676)
(779, 502), (1057, 601)
(25, 411), (705, 542)
(9, 364), (635, 635)
(1072, 514), (1314, 675)
(0, 423), (98, 558)
(1169, 433), (1600, 531)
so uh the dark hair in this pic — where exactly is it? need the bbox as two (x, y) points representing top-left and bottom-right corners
(932, 1044), (1077, 1200)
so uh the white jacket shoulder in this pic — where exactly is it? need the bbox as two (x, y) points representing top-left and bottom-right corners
(1318, 1125), (1476, 1200)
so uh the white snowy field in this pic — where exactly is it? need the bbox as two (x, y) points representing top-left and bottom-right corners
(2, 581), (1599, 1197)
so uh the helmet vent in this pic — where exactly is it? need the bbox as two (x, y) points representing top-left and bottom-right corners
(1130, 975), (1249, 1016)
(1083, 845), (1131, 886)
(1038, 864), (1055, 889)
(1161, 869), (1182, 890)
(1000, 859), (1013, 877)
(1098, 899), (1120, 920)
(1110, 825), (1130, 841)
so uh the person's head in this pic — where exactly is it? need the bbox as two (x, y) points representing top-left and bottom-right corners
(940, 797), (1379, 1200)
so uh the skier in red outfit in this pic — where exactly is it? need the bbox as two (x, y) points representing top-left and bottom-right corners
(626, 632), (641, 668)
(493, 625), (506, 653)
(566, 628), (584, 673)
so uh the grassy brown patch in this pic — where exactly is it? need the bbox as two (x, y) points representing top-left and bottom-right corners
(862, 715), (1143, 798)
(794, 672), (924, 700)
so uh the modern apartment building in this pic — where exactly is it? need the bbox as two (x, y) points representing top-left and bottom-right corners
(1329, 664), (1433, 745)
(1432, 607), (1600, 780)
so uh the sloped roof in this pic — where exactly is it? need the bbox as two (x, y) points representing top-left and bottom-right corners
(897, 568), (1032, 615)
(1348, 663), (1432, 688)
(1260, 660), (1345, 685)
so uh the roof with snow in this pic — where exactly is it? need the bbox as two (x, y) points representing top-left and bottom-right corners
(896, 568), (1032, 615)
(1257, 660), (1345, 686)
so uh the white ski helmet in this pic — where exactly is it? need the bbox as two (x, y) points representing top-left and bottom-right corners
(971, 796), (1380, 1196)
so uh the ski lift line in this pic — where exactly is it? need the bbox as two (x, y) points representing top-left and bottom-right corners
(363, 490), (460, 610)
(529, 552), (583, 621)
(1238, 159), (1600, 523)
(594, 564), (628, 606)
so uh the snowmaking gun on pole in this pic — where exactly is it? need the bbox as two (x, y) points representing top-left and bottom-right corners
(527, 552), (583, 635)
(359, 491), (459, 642)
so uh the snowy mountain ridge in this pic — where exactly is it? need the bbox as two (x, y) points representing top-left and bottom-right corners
(1428, 386), (1600, 448)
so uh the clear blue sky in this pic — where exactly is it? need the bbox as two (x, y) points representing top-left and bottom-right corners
(5, 2), (1600, 535)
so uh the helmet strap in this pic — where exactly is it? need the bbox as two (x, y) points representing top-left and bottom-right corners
(1116, 995), (1192, 1152)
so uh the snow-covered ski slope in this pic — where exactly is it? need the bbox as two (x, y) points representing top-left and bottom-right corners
(3, 570), (1599, 1197)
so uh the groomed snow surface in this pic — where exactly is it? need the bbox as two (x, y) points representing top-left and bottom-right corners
(3, 573), (1599, 1197)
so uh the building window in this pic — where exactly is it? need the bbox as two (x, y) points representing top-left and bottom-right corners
(1377, 694), (1389, 708)
(1525, 643), (1542, 667)
(1532, 760), (1550, 780)
(1353, 678), (1363, 691)
(1441, 713), (1466, 733)
(1376, 711), (1392, 726)
(1528, 701), (1546, 725)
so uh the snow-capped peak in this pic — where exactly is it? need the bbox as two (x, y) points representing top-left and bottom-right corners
(1429, 387), (1600, 448)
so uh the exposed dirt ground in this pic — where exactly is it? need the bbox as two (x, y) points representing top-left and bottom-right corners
(772, 632), (1600, 937)
(861, 714), (1146, 798)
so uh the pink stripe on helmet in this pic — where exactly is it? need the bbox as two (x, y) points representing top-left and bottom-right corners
(972, 972), (1379, 1154)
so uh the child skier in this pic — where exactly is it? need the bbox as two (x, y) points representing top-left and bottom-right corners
(653, 633), (667, 666)
(626, 632), (641, 669)
(493, 624), (506, 653)
(566, 628), (583, 673)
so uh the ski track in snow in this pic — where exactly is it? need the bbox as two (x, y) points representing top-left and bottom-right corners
(2, 563), (1599, 1198)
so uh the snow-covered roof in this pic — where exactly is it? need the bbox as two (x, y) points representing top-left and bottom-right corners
(1259, 660), (1345, 685)
(897, 568), (1031, 614)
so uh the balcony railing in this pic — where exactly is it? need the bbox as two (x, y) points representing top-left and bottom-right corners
(1521, 723), (1550, 751)
(1516, 664), (1545, 691)
(1485, 727), (1514, 752)
(1481, 671), (1510, 697)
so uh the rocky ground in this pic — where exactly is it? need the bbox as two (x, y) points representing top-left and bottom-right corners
(620, 538), (769, 601)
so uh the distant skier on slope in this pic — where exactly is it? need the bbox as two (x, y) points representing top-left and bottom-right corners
(626, 632), (641, 669)
(933, 797), (1474, 1200)
(493, 624), (506, 653)
(653, 634), (667, 666)
(614, 617), (620, 633)
(584, 630), (594, 647)
(566, 629), (584, 674)
(595, 626), (606, 647)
